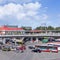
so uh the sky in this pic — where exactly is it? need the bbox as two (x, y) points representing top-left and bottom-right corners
(0, 0), (60, 28)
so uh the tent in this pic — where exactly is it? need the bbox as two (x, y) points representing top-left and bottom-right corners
(42, 39), (48, 43)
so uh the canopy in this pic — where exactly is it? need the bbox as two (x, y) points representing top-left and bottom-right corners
(42, 39), (48, 43)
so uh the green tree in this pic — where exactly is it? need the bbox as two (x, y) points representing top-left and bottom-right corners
(35, 26), (55, 30)
(47, 26), (54, 30)
(55, 27), (60, 30)
(35, 26), (47, 30)
(21, 26), (32, 30)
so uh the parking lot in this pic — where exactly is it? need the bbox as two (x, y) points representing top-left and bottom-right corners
(0, 50), (60, 60)
(0, 41), (60, 60)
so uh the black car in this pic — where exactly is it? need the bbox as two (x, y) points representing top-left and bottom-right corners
(28, 46), (35, 49)
(32, 49), (41, 53)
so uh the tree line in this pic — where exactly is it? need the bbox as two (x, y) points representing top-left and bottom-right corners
(35, 26), (60, 30)
(21, 26), (60, 30)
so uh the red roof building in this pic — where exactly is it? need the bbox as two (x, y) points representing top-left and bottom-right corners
(0, 26), (23, 31)
(0, 25), (24, 35)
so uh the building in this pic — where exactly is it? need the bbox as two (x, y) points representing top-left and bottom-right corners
(25, 30), (60, 34)
(0, 25), (60, 35)
(0, 25), (25, 35)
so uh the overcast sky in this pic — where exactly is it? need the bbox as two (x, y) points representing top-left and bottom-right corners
(0, 0), (60, 28)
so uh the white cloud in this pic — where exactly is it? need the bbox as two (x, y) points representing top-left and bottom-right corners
(23, 2), (41, 11)
(0, 0), (33, 4)
(0, 2), (42, 20)
(0, 2), (48, 28)
(17, 13), (26, 20)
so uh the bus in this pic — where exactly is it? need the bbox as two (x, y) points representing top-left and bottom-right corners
(35, 45), (58, 53)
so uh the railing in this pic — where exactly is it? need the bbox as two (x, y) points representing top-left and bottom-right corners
(0, 33), (60, 37)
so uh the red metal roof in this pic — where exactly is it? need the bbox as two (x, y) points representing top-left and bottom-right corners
(0, 26), (23, 31)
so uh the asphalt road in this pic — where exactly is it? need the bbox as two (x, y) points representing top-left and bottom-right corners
(0, 50), (60, 60)
(0, 41), (60, 60)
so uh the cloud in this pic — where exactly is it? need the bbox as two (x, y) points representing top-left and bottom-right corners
(0, 2), (48, 28)
(0, 2), (42, 20)
(0, 0), (33, 5)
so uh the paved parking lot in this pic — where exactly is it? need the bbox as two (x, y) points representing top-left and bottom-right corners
(0, 41), (60, 60)
(0, 50), (60, 60)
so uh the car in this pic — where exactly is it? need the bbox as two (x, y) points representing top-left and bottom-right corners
(32, 49), (41, 53)
(28, 46), (35, 49)
(2, 45), (11, 51)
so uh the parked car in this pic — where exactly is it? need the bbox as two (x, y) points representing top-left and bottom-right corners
(32, 49), (41, 53)
(28, 46), (35, 49)
(2, 45), (11, 51)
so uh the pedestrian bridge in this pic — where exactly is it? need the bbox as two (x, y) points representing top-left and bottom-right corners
(0, 33), (60, 38)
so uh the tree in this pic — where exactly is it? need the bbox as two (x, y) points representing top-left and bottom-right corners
(35, 26), (55, 30)
(35, 26), (42, 30)
(21, 26), (32, 30)
(55, 27), (60, 30)
(35, 26), (47, 30)
(47, 26), (54, 30)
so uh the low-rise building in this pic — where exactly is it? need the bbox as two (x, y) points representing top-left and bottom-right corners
(0, 25), (25, 35)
